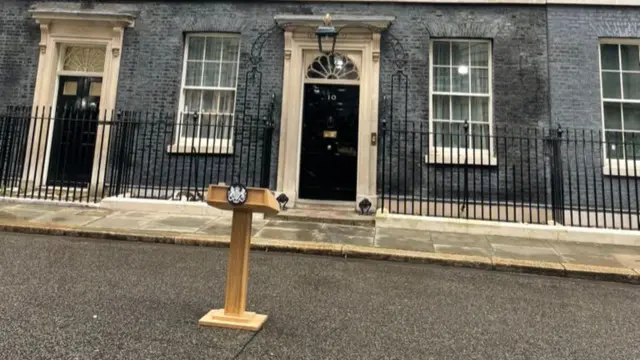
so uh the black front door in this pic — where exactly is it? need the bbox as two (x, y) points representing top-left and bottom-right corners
(48, 76), (101, 186)
(299, 84), (359, 201)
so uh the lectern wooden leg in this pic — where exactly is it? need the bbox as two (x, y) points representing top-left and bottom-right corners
(199, 210), (267, 331)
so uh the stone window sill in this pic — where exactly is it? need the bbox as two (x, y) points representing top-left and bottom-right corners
(603, 161), (640, 177)
(167, 139), (234, 155)
(425, 148), (497, 166)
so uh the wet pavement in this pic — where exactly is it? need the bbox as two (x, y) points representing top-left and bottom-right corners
(0, 202), (639, 274)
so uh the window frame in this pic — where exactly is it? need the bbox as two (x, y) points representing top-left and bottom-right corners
(598, 38), (640, 176)
(169, 32), (242, 154)
(427, 38), (495, 166)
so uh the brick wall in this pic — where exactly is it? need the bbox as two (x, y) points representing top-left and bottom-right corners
(547, 6), (640, 215)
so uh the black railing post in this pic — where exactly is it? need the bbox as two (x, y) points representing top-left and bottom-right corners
(260, 94), (276, 189)
(462, 120), (469, 217)
(550, 125), (565, 225)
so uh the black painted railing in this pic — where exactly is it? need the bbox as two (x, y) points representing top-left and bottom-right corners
(379, 120), (640, 230)
(0, 106), (275, 203)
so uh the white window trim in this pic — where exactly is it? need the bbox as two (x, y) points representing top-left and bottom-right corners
(427, 39), (495, 166)
(168, 33), (241, 154)
(598, 38), (640, 176)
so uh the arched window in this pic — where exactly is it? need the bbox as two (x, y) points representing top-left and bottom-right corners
(62, 46), (106, 73)
(306, 53), (359, 81)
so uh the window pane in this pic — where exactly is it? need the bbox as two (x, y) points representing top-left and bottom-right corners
(624, 132), (640, 161)
(203, 62), (221, 87)
(623, 103), (640, 131)
(188, 37), (205, 60)
(220, 62), (238, 88)
(219, 91), (235, 114)
(603, 102), (622, 130)
(601, 72), (621, 99)
(435, 122), (467, 148)
(433, 95), (450, 120)
(433, 42), (450, 66)
(620, 45), (640, 71)
(451, 96), (469, 121)
(180, 113), (198, 138)
(605, 131), (624, 159)
(450, 122), (467, 148)
(205, 37), (223, 61)
(470, 42), (489, 67)
(471, 97), (489, 123)
(452, 42), (469, 67)
(183, 89), (201, 113)
(433, 67), (450, 91)
(600, 44), (619, 70)
(217, 115), (234, 140)
(201, 90), (216, 113)
(222, 38), (240, 62)
(623, 73), (640, 100)
(185, 61), (203, 86)
(471, 123), (490, 150)
(200, 113), (216, 139)
(452, 70), (469, 93)
(471, 68), (489, 93)
(433, 121), (450, 147)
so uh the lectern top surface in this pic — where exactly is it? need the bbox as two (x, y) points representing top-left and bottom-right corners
(206, 185), (280, 215)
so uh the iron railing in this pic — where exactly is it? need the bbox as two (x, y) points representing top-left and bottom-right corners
(0, 105), (275, 203)
(379, 120), (640, 230)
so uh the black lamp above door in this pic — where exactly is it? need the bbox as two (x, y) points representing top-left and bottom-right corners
(315, 13), (338, 54)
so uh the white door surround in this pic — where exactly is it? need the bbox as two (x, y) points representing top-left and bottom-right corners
(274, 15), (394, 210)
(24, 8), (135, 192)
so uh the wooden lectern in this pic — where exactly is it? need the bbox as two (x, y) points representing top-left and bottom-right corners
(199, 184), (280, 331)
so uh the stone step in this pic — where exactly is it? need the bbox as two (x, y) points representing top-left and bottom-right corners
(266, 208), (375, 227)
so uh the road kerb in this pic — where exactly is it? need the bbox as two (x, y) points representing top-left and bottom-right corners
(342, 245), (494, 269)
(562, 263), (640, 284)
(492, 257), (566, 277)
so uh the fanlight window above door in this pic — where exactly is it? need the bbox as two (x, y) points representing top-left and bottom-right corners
(62, 46), (106, 73)
(306, 53), (359, 81)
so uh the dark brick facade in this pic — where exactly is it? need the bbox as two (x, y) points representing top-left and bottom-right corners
(0, 1), (638, 214)
(547, 6), (640, 213)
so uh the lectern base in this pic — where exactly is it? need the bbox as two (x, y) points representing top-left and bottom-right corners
(198, 309), (268, 331)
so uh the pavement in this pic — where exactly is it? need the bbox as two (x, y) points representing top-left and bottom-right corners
(0, 201), (639, 284)
(0, 232), (639, 360)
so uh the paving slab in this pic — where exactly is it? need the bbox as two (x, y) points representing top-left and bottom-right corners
(431, 232), (492, 249)
(559, 254), (626, 268)
(552, 241), (623, 257)
(0, 208), (50, 222)
(263, 220), (323, 231)
(30, 208), (103, 227)
(142, 215), (214, 233)
(492, 243), (564, 263)
(85, 216), (155, 231)
(433, 244), (492, 258)
(198, 223), (262, 237)
(488, 235), (553, 248)
(75, 209), (114, 217)
(612, 254), (640, 269)
(376, 228), (434, 252)
(321, 224), (375, 238)
(255, 227), (320, 243)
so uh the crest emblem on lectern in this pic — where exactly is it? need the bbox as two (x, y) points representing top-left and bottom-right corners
(227, 183), (248, 206)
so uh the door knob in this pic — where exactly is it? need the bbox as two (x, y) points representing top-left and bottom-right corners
(327, 145), (332, 151)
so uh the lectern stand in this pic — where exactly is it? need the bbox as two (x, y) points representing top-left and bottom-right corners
(198, 184), (279, 331)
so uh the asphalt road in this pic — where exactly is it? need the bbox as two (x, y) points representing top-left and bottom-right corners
(0, 233), (638, 360)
